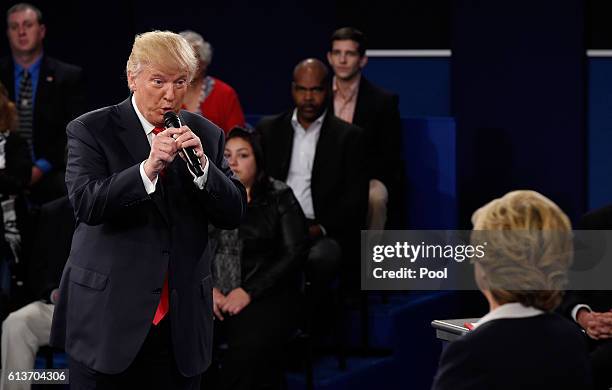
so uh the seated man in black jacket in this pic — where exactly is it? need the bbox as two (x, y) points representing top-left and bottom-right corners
(0, 196), (74, 388)
(257, 59), (368, 300)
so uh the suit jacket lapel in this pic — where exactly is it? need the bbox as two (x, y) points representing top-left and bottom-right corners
(34, 57), (53, 123)
(278, 113), (295, 181)
(352, 76), (371, 126)
(116, 96), (171, 225)
(312, 113), (334, 196)
(116, 97), (152, 165)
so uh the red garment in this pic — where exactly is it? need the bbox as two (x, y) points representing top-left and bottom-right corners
(200, 77), (245, 134)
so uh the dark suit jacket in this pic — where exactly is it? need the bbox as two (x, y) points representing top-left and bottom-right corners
(257, 111), (367, 243)
(560, 205), (612, 319)
(432, 314), (593, 390)
(0, 55), (86, 171)
(49, 97), (246, 377)
(331, 76), (402, 188)
(236, 178), (308, 300)
(26, 196), (75, 302)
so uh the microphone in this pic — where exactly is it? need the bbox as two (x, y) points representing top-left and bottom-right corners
(163, 111), (204, 177)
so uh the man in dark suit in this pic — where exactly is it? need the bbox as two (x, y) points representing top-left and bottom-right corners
(49, 31), (246, 389)
(560, 205), (612, 390)
(1, 3), (85, 204)
(327, 27), (403, 229)
(257, 58), (367, 300)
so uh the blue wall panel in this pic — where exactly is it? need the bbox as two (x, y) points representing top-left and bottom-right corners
(588, 59), (612, 210)
(364, 58), (450, 117)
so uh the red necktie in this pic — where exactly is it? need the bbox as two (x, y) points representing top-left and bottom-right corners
(153, 274), (169, 325)
(151, 127), (166, 178)
(151, 126), (169, 325)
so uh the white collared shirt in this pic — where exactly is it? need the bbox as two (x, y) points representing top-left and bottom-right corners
(286, 109), (326, 220)
(473, 302), (545, 329)
(131, 95), (209, 194)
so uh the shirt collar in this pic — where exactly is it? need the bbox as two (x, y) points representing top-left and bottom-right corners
(473, 302), (544, 329)
(131, 94), (157, 136)
(332, 74), (361, 98)
(291, 108), (327, 131)
(13, 53), (43, 75)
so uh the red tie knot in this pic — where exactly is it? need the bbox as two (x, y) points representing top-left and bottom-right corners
(152, 126), (164, 135)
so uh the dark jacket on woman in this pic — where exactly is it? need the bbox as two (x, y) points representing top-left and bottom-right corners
(211, 177), (308, 300)
(432, 313), (592, 390)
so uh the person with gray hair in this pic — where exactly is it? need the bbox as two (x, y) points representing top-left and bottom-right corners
(49, 30), (246, 389)
(179, 30), (245, 133)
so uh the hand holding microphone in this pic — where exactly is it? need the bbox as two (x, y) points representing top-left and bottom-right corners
(143, 113), (206, 181)
(163, 112), (205, 177)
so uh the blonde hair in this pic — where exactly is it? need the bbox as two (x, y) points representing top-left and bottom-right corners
(0, 82), (18, 132)
(471, 190), (572, 311)
(126, 30), (198, 87)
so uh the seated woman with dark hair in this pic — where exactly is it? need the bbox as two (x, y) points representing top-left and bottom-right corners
(206, 127), (309, 390)
(432, 190), (592, 390)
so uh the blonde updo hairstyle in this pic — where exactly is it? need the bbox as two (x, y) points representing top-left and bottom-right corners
(126, 30), (198, 89)
(471, 190), (573, 311)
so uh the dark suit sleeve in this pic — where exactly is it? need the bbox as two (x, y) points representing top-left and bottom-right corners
(65, 119), (149, 225)
(0, 134), (32, 193)
(432, 337), (488, 390)
(242, 187), (308, 300)
(375, 95), (403, 187)
(201, 128), (246, 229)
(324, 127), (368, 237)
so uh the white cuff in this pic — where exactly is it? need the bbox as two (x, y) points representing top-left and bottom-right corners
(188, 154), (209, 190)
(571, 304), (592, 322)
(319, 224), (327, 236)
(140, 161), (158, 195)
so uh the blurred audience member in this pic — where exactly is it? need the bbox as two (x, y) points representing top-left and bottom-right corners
(180, 30), (245, 134)
(0, 196), (74, 390)
(327, 27), (403, 229)
(0, 3), (85, 205)
(0, 81), (33, 319)
(257, 58), (367, 328)
(432, 190), (592, 390)
(205, 127), (308, 389)
(560, 205), (612, 390)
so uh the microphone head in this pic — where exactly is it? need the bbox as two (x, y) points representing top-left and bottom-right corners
(163, 111), (181, 129)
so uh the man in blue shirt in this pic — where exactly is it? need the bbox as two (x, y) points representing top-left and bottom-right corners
(1, 3), (85, 204)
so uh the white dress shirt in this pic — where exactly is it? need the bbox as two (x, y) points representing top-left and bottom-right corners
(131, 95), (209, 194)
(286, 109), (326, 220)
(473, 302), (545, 329)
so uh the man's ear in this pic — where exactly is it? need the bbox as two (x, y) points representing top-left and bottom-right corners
(359, 55), (368, 69)
(326, 51), (333, 65)
(40, 24), (46, 39)
(127, 72), (136, 91)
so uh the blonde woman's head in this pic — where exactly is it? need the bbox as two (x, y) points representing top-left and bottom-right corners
(471, 190), (572, 311)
